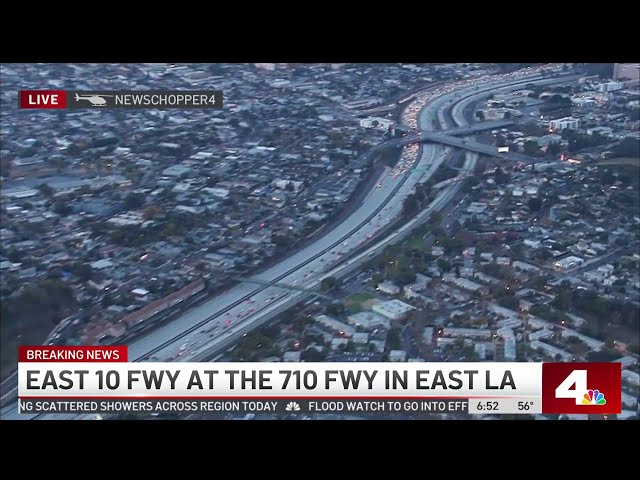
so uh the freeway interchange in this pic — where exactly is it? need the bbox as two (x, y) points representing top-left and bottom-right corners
(1, 65), (576, 420)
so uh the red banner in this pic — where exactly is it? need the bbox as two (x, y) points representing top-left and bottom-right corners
(19, 346), (128, 362)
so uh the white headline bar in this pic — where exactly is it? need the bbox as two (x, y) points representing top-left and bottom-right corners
(19, 362), (541, 398)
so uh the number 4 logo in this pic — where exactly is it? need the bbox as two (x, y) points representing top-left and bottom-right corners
(543, 363), (620, 414)
(555, 370), (587, 405)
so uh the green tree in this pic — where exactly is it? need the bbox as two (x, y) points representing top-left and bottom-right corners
(546, 141), (562, 156)
(462, 176), (479, 193)
(101, 294), (114, 307)
(53, 200), (72, 215)
(326, 302), (345, 317)
(271, 234), (291, 248)
(124, 192), (146, 210)
(498, 295), (519, 310)
(320, 276), (339, 292)
(402, 194), (420, 217)
(523, 140), (540, 156)
(301, 349), (327, 361)
(72, 262), (93, 281)
(370, 273), (384, 287)
(528, 197), (543, 212)
(612, 137), (640, 158)
(437, 258), (451, 272)
(143, 205), (162, 220)
(37, 183), (54, 198)
(7, 249), (23, 263)
(386, 328), (402, 351)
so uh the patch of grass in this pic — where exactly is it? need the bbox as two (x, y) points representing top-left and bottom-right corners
(406, 234), (427, 252)
(345, 292), (376, 312)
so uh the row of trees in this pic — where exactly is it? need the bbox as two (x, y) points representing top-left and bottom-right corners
(1, 279), (76, 332)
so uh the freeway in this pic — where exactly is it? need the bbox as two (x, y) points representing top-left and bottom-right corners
(380, 74), (582, 164)
(1, 66), (573, 421)
(418, 131), (539, 163)
(445, 120), (515, 136)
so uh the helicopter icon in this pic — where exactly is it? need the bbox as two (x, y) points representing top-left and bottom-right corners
(74, 93), (113, 107)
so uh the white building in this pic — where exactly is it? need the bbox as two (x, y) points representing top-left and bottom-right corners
(496, 256), (511, 266)
(497, 328), (517, 361)
(446, 277), (488, 294)
(560, 329), (605, 351)
(90, 259), (114, 270)
(572, 97), (597, 108)
(622, 370), (640, 387)
(497, 318), (522, 329)
(372, 300), (416, 321)
(621, 392), (638, 409)
(314, 315), (354, 337)
(283, 351), (301, 362)
(360, 117), (394, 130)
(474, 272), (501, 285)
(530, 341), (573, 361)
(463, 247), (476, 258)
(389, 350), (408, 362)
(597, 81), (623, 93)
(423, 327), (434, 344)
(549, 117), (580, 132)
(615, 356), (638, 368)
(377, 281), (400, 295)
(443, 328), (492, 339)
(347, 311), (390, 330)
(162, 165), (192, 177)
(403, 274), (431, 294)
(565, 313), (587, 328)
(203, 187), (230, 199)
(331, 338), (349, 349)
(553, 256), (584, 272)
(352, 332), (369, 344)
(529, 329), (554, 341)
(273, 179), (304, 193)
(512, 261), (541, 273)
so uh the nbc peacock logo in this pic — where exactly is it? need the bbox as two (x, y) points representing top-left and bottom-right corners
(285, 401), (301, 412)
(582, 389), (606, 406)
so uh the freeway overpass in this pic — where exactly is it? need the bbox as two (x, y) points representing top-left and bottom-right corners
(418, 131), (539, 163)
(393, 119), (516, 137)
(374, 126), (541, 164)
(445, 119), (515, 136)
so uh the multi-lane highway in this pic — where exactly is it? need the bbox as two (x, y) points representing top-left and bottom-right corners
(1, 65), (577, 420)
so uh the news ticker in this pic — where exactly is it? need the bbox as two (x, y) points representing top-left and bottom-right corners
(18, 347), (622, 415)
(18, 90), (223, 109)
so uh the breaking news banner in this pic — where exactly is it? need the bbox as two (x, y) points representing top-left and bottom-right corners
(17, 347), (622, 416)
(18, 90), (223, 109)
